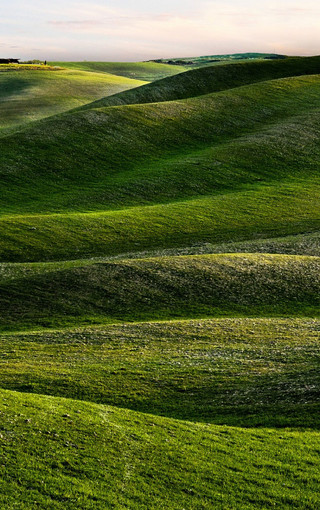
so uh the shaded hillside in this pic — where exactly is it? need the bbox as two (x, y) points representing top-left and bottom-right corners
(78, 55), (320, 109)
(1, 253), (320, 330)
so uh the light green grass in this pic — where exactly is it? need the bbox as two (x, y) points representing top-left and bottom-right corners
(50, 61), (187, 81)
(0, 68), (145, 134)
(0, 318), (319, 428)
(0, 388), (320, 509)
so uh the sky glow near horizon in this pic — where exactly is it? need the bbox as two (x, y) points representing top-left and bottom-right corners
(1, 0), (320, 61)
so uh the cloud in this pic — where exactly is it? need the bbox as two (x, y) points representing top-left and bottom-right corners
(48, 20), (105, 28)
(3, 0), (320, 60)
(47, 11), (190, 32)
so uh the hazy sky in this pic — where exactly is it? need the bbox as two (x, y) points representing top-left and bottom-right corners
(2, 0), (320, 61)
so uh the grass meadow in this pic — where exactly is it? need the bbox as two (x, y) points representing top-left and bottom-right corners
(0, 56), (320, 508)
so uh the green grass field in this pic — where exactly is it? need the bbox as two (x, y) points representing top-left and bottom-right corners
(1, 55), (320, 508)
(50, 61), (187, 81)
(0, 67), (146, 134)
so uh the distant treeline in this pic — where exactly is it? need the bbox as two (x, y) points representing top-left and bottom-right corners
(149, 53), (287, 66)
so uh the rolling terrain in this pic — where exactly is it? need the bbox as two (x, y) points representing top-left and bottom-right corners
(1, 56), (320, 508)
(50, 61), (187, 81)
(0, 61), (186, 134)
(0, 67), (147, 135)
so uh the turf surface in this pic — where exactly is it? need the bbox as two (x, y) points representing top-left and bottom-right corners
(1, 55), (320, 508)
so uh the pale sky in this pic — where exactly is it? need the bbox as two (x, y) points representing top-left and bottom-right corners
(1, 0), (320, 61)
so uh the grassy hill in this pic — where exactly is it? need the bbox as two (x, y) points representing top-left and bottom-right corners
(79, 55), (320, 109)
(50, 61), (187, 81)
(149, 52), (287, 66)
(1, 387), (319, 509)
(1, 64), (320, 260)
(0, 67), (146, 134)
(0, 253), (320, 330)
(1, 55), (320, 508)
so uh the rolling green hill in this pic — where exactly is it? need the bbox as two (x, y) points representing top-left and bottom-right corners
(1, 55), (320, 508)
(78, 55), (320, 109)
(50, 61), (187, 81)
(0, 68), (146, 134)
(0, 68), (320, 261)
(0, 253), (320, 331)
(1, 387), (319, 509)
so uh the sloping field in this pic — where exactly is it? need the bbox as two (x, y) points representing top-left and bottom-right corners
(1, 56), (320, 508)
(1, 318), (319, 428)
(0, 68), (146, 134)
(50, 60), (187, 81)
(0, 252), (320, 330)
(1, 68), (320, 259)
(1, 387), (319, 509)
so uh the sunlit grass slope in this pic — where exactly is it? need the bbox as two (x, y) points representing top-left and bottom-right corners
(1, 318), (319, 428)
(1, 181), (320, 262)
(1, 72), (320, 260)
(0, 68), (145, 134)
(51, 61), (187, 81)
(1, 388), (319, 509)
(0, 253), (320, 330)
(2, 75), (320, 215)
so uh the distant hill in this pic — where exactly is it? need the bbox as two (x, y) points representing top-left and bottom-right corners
(50, 61), (187, 82)
(148, 52), (287, 66)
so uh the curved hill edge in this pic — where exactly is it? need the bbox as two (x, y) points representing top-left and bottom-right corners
(1, 74), (320, 217)
(1, 252), (320, 332)
(0, 179), (319, 262)
(0, 387), (319, 509)
(76, 55), (320, 111)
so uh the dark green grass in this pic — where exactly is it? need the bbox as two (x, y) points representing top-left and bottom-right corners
(1, 388), (320, 509)
(0, 69), (145, 134)
(1, 253), (320, 330)
(79, 55), (320, 109)
(1, 318), (319, 428)
(50, 61), (187, 82)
